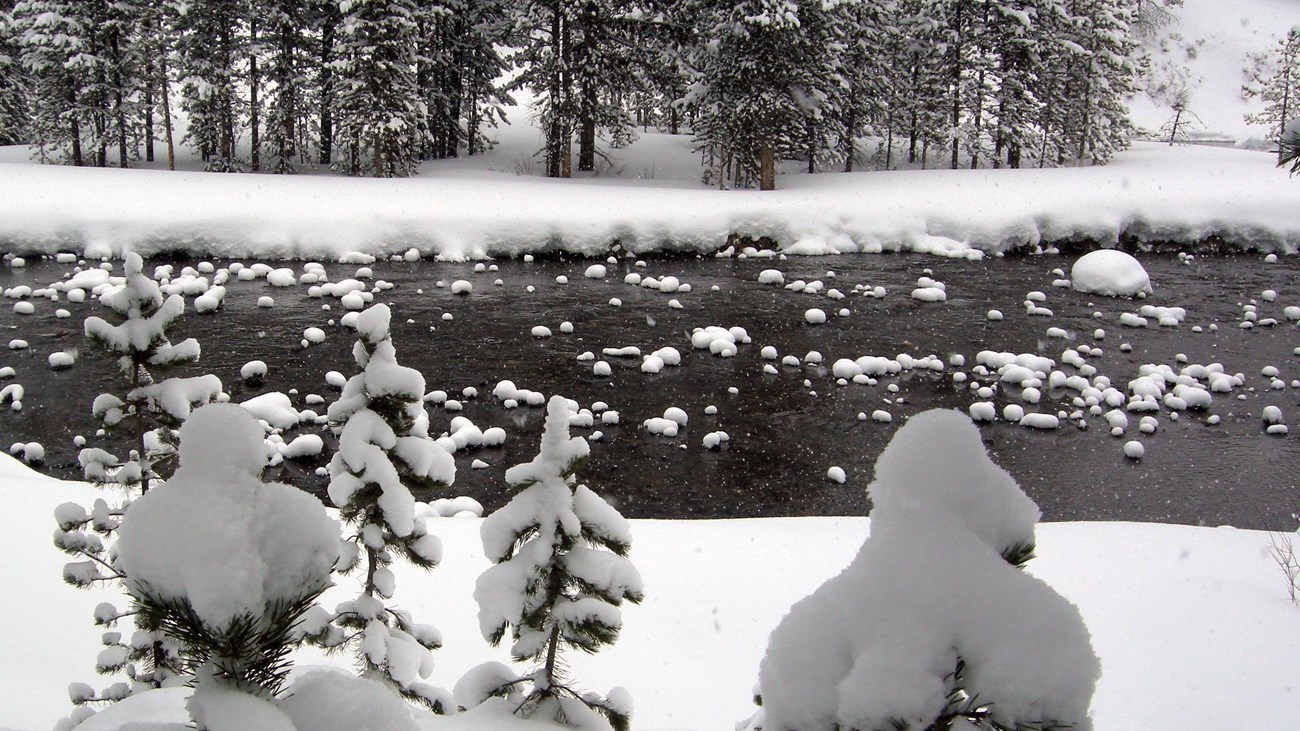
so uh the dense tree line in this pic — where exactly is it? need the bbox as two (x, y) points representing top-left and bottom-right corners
(0, 0), (1174, 186)
(3, 0), (510, 175)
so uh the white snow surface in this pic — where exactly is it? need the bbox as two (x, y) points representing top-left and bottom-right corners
(2, 143), (1299, 261)
(1, 449), (1298, 730)
(116, 404), (339, 629)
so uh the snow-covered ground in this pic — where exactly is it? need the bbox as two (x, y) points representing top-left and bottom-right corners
(1, 142), (1298, 263)
(3, 451), (1299, 731)
(1129, 0), (1300, 145)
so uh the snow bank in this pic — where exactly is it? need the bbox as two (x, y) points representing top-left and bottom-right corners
(2, 144), (1298, 261)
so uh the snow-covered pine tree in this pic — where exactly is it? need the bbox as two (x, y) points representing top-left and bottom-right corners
(1131, 0), (1181, 39)
(1051, 0), (1139, 165)
(1243, 27), (1300, 164)
(305, 303), (457, 711)
(508, 0), (579, 178)
(412, 3), (456, 161)
(12, 0), (90, 164)
(830, 2), (890, 172)
(568, 0), (645, 173)
(987, 0), (1049, 169)
(686, 0), (839, 189)
(0, 8), (26, 146)
(464, 395), (643, 731)
(309, 0), (343, 166)
(884, 0), (950, 169)
(261, 0), (313, 173)
(1279, 119), (1300, 175)
(15, 0), (145, 167)
(452, 0), (514, 157)
(756, 410), (1098, 731)
(135, 0), (178, 169)
(174, 0), (246, 171)
(55, 252), (223, 708)
(332, 0), (427, 177)
(80, 252), (222, 492)
(625, 0), (694, 137)
(116, 403), (339, 703)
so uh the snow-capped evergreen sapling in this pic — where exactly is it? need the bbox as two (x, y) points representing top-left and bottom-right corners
(80, 251), (221, 492)
(754, 409), (1099, 731)
(463, 395), (642, 731)
(55, 251), (222, 707)
(303, 303), (457, 712)
(115, 404), (339, 704)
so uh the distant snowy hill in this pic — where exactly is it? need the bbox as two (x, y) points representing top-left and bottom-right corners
(1131, 0), (1300, 145)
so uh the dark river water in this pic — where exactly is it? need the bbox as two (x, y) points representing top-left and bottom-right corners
(0, 252), (1297, 530)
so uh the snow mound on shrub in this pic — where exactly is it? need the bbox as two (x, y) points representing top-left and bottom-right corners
(758, 409), (1098, 731)
(117, 404), (339, 628)
(1070, 249), (1152, 297)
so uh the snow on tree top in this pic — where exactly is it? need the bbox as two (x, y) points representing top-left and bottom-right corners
(117, 404), (339, 628)
(177, 399), (266, 477)
(503, 395), (591, 488)
(354, 302), (393, 343)
(759, 408), (1097, 731)
(867, 408), (1039, 555)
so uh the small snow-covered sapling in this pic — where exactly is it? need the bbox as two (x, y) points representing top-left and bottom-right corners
(116, 404), (338, 700)
(464, 395), (643, 731)
(304, 303), (457, 712)
(756, 409), (1099, 731)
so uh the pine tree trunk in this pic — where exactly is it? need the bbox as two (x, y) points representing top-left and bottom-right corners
(319, 18), (336, 166)
(250, 19), (261, 173)
(468, 90), (479, 156)
(1279, 66), (1291, 165)
(806, 120), (815, 174)
(446, 65), (462, 159)
(132, 355), (150, 495)
(843, 98), (857, 173)
(546, 3), (564, 178)
(95, 114), (107, 167)
(951, 6), (963, 171)
(578, 89), (596, 174)
(160, 55), (176, 171)
(68, 86), (84, 167)
(759, 142), (775, 191)
(145, 79), (155, 163)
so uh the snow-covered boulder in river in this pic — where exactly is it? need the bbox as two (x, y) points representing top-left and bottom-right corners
(1071, 250), (1152, 297)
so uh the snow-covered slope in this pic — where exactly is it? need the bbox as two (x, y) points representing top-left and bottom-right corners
(1131, 0), (1300, 144)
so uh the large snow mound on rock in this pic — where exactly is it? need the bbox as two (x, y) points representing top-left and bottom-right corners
(1071, 249), (1152, 297)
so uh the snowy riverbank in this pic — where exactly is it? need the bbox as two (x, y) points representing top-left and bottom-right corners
(3, 453), (1298, 731)
(1, 142), (1299, 263)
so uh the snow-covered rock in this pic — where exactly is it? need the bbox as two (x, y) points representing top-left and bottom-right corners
(1071, 250), (1152, 297)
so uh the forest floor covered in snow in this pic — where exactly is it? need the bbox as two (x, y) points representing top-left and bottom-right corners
(2, 452), (1298, 731)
